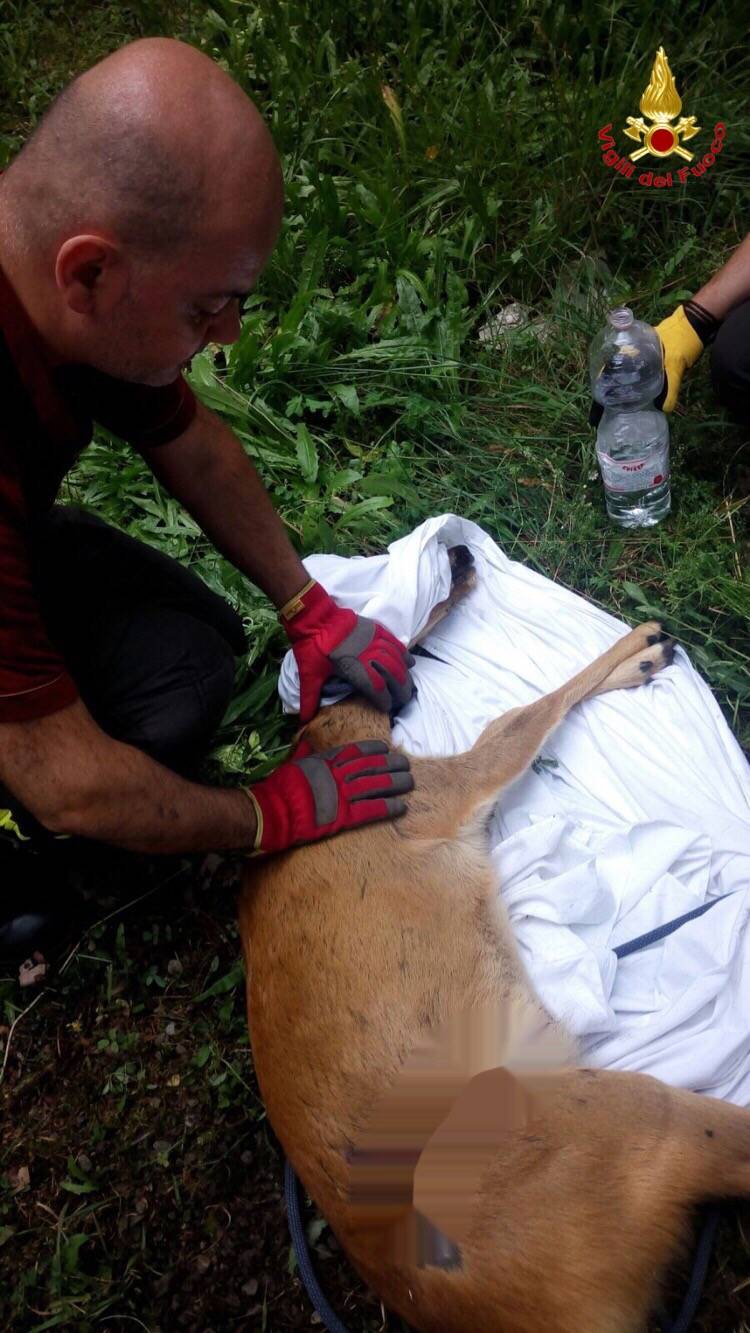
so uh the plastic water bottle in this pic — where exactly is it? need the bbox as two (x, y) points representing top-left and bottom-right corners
(589, 306), (670, 528)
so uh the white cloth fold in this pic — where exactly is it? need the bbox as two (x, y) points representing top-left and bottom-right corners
(278, 516), (750, 1105)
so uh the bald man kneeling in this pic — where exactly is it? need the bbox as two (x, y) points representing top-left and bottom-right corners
(0, 38), (414, 957)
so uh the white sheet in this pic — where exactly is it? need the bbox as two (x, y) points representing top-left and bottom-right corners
(278, 516), (750, 1105)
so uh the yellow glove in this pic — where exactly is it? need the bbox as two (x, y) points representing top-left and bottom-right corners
(654, 305), (706, 412)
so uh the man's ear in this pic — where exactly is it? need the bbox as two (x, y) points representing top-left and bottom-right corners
(55, 235), (127, 315)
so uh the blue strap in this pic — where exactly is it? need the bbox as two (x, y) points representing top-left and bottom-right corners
(285, 895), (733, 1332)
(658, 1205), (722, 1333)
(612, 893), (729, 1332)
(284, 1159), (351, 1333)
(614, 894), (730, 959)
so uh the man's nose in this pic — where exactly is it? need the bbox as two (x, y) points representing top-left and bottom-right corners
(206, 301), (242, 345)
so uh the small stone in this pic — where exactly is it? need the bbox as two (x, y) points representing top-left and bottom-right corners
(19, 956), (47, 988)
(9, 1165), (30, 1192)
(165, 1022), (176, 1036)
(477, 302), (530, 342)
(167, 959), (183, 977)
(477, 303), (552, 348)
(241, 1278), (258, 1297)
(77, 1153), (93, 1174)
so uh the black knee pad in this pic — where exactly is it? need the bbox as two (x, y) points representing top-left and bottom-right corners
(710, 301), (750, 421)
(82, 608), (241, 775)
(182, 628), (239, 763)
(31, 505), (248, 660)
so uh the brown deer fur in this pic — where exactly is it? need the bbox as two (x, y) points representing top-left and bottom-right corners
(239, 592), (750, 1333)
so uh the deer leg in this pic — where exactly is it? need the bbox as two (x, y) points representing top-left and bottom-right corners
(403, 621), (674, 840)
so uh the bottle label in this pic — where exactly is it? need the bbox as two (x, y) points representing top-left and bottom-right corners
(598, 446), (669, 493)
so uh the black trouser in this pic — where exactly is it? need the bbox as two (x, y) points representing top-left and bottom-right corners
(1, 503), (247, 853)
(710, 299), (750, 426)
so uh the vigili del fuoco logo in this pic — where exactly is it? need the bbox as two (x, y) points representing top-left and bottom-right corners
(597, 46), (726, 189)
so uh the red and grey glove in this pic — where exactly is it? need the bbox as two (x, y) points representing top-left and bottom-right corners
(245, 740), (413, 855)
(280, 579), (415, 724)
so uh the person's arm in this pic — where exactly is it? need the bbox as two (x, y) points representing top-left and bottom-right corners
(0, 697), (257, 854)
(140, 397), (310, 608)
(692, 231), (750, 320)
(0, 699), (412, 855)
(652, 232), (750, 413)
(141, 398), (415, 722)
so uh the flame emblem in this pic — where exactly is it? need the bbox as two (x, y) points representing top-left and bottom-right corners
(624, 47), (700, 161)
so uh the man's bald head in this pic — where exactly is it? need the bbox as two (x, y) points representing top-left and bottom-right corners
(3, 37), (283, 267)
(0, 38), (284, 385)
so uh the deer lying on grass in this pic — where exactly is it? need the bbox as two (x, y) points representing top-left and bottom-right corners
(239, 548), (749, 1333)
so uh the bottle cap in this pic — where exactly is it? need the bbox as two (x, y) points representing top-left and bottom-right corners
(607, 306), (634, 330)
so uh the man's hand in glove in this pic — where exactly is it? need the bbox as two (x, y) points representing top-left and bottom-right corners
(245, 740), (414, 855)
(281, 579), (415, 724)
(654, 300), (721, 412)
(588, 299), (722, 427)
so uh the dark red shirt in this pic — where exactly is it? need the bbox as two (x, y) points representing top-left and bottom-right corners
(0, 256), (198, 723)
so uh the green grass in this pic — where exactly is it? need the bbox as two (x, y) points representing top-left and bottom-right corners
(1, 0), (749, 1329)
